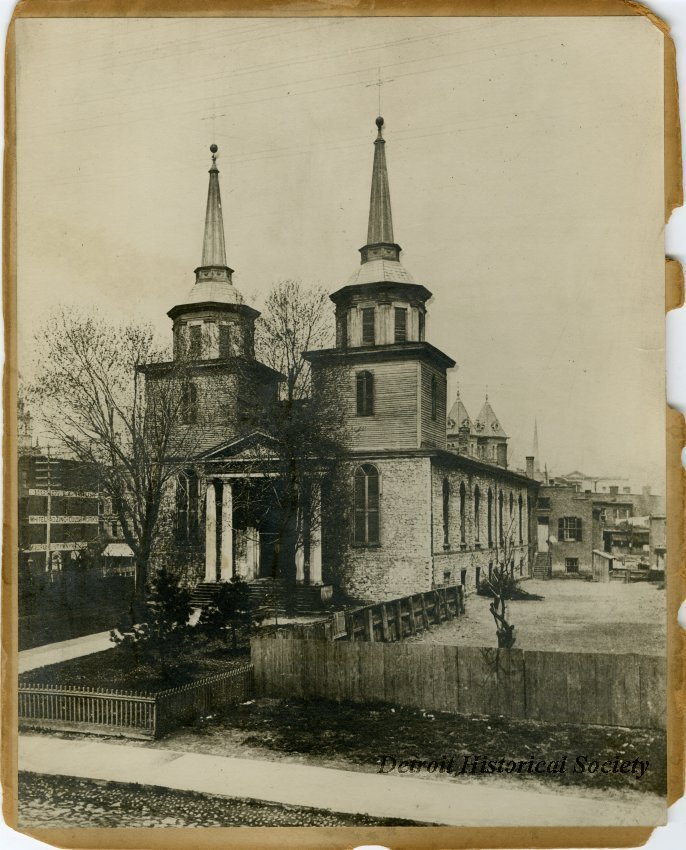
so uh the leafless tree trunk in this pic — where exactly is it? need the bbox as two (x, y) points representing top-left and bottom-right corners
(28, 308), (201, 608)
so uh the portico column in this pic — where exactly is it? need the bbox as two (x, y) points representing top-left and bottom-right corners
(204, 481), (217, 582)
(295, 545), (305, 584)
(220, 481), (233, 581)
(309, 481), (323, 585)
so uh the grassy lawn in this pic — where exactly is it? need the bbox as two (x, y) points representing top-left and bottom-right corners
(144, 697), (666, 797)
(407, 579), (665, 654)
(18, 772), (425, 827)
(18, 638), (249, 692)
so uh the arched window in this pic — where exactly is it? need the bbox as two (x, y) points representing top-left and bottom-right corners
(431, 375), (438, 421)
(474, 486), (481, 543)
(353, 464), (379, 545)
(175, 471), (199, 543)
(509, 492), (514, 516)
(442, 478), (450, 546)
(498, 490), (504, 545)
(356, 371), (374, 417)
(487, 488), (493, 547)
(518, 493), (523, 543)
(459, 481), (466, 544)
(180, 382), (198, 425)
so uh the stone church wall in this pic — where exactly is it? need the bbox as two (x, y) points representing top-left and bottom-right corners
(430, 461), (532, 594)
(331, 456), (433, 602)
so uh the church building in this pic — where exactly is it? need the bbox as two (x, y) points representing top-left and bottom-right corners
(147, 121), (539, 607)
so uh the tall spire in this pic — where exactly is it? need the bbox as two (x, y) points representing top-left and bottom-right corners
(360, 117), (401, 264)
(201, 144), (227, 267)
(533, 419), (541, 474)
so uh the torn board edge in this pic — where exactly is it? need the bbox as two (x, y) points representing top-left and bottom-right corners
(1, 1), (683, 848)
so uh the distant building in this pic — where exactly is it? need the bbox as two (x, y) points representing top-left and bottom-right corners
(17, 404), (132, 578)
(535, 477), (663, 576)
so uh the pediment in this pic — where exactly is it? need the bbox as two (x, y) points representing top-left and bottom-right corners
(199, 431), (279, 461)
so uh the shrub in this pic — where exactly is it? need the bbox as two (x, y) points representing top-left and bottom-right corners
(198, 576), (263, 649)
(111, 568), (192, 666)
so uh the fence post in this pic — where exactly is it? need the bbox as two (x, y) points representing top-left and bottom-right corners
(364, 608), (375, 642)
(408, 596), (417, 634)
(380, 604), (390, 642)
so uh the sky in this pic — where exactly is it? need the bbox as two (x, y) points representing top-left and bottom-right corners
(14, 15), (666, 491)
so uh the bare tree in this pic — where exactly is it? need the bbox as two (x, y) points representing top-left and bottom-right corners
(243, 280), (350, 594)
(28, 308), (200, 607)
(255, 279), (333, 403)
(480, 517), (519, 648)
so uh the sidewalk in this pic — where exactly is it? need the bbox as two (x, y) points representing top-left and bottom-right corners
(19, 734), (665, 827)
(19, 631), (113, 674)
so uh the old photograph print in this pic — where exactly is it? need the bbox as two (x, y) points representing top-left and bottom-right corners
(12, 13), (668, 832)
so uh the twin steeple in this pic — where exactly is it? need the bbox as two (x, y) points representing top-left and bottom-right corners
(360, 116), (402, 264)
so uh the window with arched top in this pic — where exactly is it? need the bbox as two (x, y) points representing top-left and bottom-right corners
(353, 464), (380, 545)
(518, 493), (523, 543)
(487, 488), (493, 547)
(474, 486), (481, 543)
(459, 481), (466, 544)
(498, 490), (504, 545)
(180, 382), (198, 425)
(176, 471), (199, 543)
(442, 478), (450, 546)
(431, 375), (438, 421)
(356, 371), (374, 417)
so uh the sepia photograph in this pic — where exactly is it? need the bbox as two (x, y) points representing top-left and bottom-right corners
(4, 6), (677, 842)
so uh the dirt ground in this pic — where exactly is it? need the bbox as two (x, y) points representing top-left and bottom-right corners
(406, 580), (665, 655)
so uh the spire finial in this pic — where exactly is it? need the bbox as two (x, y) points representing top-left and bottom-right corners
(359, 112), (397, 262)
(196, 144), (230, 279)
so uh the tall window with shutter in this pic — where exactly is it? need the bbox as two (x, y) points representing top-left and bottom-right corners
(474, 486), (481, 543)
(487, 488), (493, 546)
(361, 307), (375, 345)
(353, 464), (379, 545)
(442, 478), (450, 546)
(218, 324), (231, 358)
(394, 307), (407, 342)
(498, 491), (504, 544)
(459, 481), (466, 544)
(518, 493), (523, 543)
(189, 325), (202, 359)
(180, 382), (198, 425)
(356, 371), (374, 416)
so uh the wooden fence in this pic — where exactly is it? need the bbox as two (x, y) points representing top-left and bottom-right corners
(251, 639), (665, 730)
(19, 664), (254, 739)
(266, 585), (466, 642)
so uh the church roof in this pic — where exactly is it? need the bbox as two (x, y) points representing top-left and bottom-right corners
(345, 258), (415, 286)
(447, 390), (476, 436)
(180, 278), (244, 306)
(474, 396), (508, 438)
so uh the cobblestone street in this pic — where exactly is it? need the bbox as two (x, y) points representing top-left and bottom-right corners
(18, 772), (423, 828)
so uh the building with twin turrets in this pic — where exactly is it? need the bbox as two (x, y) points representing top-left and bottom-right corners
(147, 119), (539, 606)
